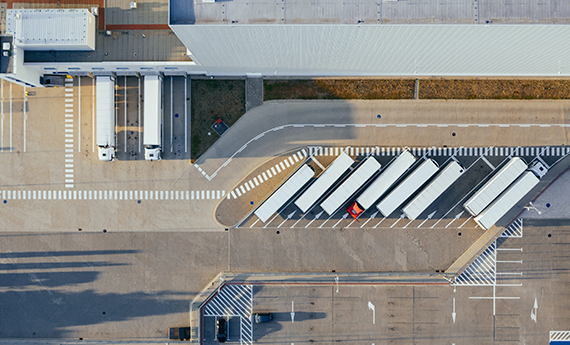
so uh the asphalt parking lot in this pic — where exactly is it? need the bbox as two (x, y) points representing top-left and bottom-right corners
(202, 217), (570, 344)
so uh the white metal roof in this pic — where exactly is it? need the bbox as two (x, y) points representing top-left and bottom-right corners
(464, 157), (527, 216)
(143, 75), (163, 146)
(320, 156), (380, 216)
(474, 171), (539, 230)
(403, 161), (464, 220)
(255, 165), (315, 223)
(376, 159), (439, 217)
(356, 150), (416, 210)
(295, 152), (354, 213)
(96, 76), (115, 147)
(6, 9), (96, 51)
(170, 24), (570, 76)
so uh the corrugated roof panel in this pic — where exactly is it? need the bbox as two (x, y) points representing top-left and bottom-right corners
(170, 24), (570, 76)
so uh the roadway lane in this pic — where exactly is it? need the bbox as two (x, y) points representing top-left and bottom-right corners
(195, 100), (570, 193)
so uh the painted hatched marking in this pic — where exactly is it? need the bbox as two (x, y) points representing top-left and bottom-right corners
(203, 284), (253, 345)
(500, 218), (523, 238)
(551, 331), (570, 341)
(453, 241), (496, 286)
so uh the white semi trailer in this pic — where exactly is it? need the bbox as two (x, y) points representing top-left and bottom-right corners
(463, 157), (527, 216)
(474, 168), (541, 230)
(376, 159), (439, 217)
(402, 161), (464, 220)
(295, 152), (354, 213)
(144, 75), (163, 161)
(255, 165), (315, 223)
(355, 150), (416, 210)
(96, 75), (116, 161)
(320, 156), (381, 215)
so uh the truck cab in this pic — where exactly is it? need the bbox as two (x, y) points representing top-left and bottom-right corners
(98, 146), (115, 161)
(144, 146), (161, 161)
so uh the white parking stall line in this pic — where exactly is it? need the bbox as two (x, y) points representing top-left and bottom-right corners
(9, 82), (12, 152)
(0, 81), (3, 153)
(496, 260), (523, 264)
(457, 216), (472, 229)
(78, 77), (81, 152)
(373, 217), (387, 228)
(496, 272), (523, 276)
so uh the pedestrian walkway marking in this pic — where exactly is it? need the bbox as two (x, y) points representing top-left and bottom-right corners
(453, 241), (496, 286)
(500, 218), (523, 238)
(1, 190), (225, 201)
(64, 78), (74, 188)
(203, 284), (253, 345)
(227, 150), (307, 199)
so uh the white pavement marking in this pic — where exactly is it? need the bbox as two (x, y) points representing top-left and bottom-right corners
(457, 216), (473, 229)
(9, 82), (12, 152)
(138, 76), (142, 153)
(78, 77), (81, 152)
(550, 331), (570, 342)
(373, 217), (386, 228)
(170, 77), (174, 152)
(1, 80), (3, 152)
(64, 79), (74, 188)
(453, 241), (496, 286)
(124, 76), (127, 151)
(481, 156), (495, 169)
(23, 87), (26, 152)
(500, 218), (523, 238)
(360, 211), (377, 228)
(92, 77), (95, 152)
(193, 124), (570, 180)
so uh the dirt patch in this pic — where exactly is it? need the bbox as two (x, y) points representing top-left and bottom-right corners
(264, 79), (415, 100)
(191, 79), (246, 160)
(264, 78), (570, 101)
(420, 79), (570, 99)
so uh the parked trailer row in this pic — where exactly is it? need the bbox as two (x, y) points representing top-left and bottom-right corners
(474, 170), (540, 230)
(377, 159), (439, 217)
(403, 161), (464, 220)
(96, 76), (116, 161)
(295, 152), (354, 213)
(463, 157), (527, 216)
(320, 156), (381, 215)
(254, 165), (315, 223)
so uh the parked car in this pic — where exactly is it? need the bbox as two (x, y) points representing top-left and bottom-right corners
(168, 327), (190, 341)
(216, 318), (227, 342)
(253, 313), (273, 323)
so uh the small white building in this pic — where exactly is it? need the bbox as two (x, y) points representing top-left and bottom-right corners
(6, 9), (96, 51)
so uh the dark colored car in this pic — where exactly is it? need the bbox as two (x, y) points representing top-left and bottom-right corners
(253, 313), (273, 323)
(168, 327), (190, 341)
(216, 318), (227, 342)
